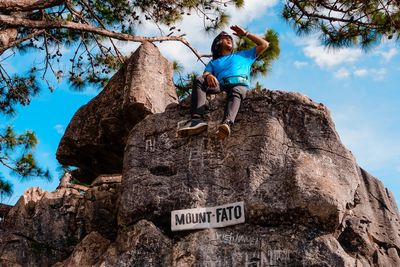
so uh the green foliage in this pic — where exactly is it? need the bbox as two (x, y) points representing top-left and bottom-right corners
(283, 0), (400, 49)
(0, 179), (13, 198)
(173, 60), (197, 100)
(233, 0), (245, 8)
(0, 125), (51, 199)
(0, 72), (40, 115)
(255, 81), (263, 90)
(206, 13), (231, 32)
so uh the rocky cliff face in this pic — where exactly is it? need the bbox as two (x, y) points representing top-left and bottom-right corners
(56, 41), (178, 182)
(1, 43), (399, 267)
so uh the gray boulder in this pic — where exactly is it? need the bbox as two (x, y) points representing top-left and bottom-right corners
(116, 89), (400, 266)
(77, 174), (122, 240)
(119, 90), (359, 231)
(1, 187), (84, 266)
(56, 42), (178, 182)
(0, 174), (121, 266)
(96, 220), (172, 266)
(53, 231), (111, 267)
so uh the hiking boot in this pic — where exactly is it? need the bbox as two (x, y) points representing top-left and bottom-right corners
(217, 119), (233, 139)
(177, 118), (208, 137)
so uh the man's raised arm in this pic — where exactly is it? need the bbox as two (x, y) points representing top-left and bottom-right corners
(230, 25), (269, 56)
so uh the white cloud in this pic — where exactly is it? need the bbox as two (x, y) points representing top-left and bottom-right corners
(332, 105), (400, 171)
(112, 41), (140, 57)
(54, 124), (64, 134)
(354, 68), (368, 77)
(334, 65), (387, 80)
(339, 126), (400, 170)
(334, 68), (350, 79)
(294, 61), (308, 69)
(226, 0), (278, 26)
(370, 68), (387, 80)
(378, 47), (397, 62)
(302, 39), (362, 69)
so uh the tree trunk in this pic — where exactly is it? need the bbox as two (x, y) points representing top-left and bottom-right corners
(0, 0), (64, 12)
(0, 27), (17, 48)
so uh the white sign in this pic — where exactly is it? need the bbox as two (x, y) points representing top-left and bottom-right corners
(171, 201), (245, 231)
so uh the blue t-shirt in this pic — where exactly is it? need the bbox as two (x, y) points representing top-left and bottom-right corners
(204, 47), (257, 86)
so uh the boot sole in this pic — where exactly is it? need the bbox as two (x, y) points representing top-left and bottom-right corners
(217, 124), (230, 139)
(177, 124), (208, 137)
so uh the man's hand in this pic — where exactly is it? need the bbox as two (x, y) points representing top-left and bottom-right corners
(204, 73), (219, 88)
(230, 25), (247, 37)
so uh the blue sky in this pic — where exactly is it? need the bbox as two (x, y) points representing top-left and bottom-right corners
(1, 0), (399, 206)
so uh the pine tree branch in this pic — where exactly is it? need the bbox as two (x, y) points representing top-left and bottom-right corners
(0, 157), (20, 174)
(76, 0), (124, 63)
(0, 29), (45, 55)
(0, 0), (65, 12)
(289, 0), (377, 28)
(0, 14), (206, 65)
(0, 64), (15, 91)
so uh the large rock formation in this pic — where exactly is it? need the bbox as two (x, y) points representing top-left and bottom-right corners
(1, 44), (399, 267)
(119, 90), (360, 232)
(0, 203), (12, 219)
(56, 41), (178, 181)
(0, 174), (121, 266)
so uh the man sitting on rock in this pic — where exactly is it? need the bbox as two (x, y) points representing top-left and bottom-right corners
(177, 25), (269, 138)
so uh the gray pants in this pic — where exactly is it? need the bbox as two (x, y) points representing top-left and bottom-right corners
(190, 76), (247, 123)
